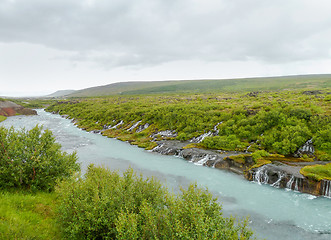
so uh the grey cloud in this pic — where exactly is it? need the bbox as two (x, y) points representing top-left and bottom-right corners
(1, 0), (331, 67)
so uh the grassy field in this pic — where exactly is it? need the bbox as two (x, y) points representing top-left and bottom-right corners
(0, 191), (59, 240)
(66, 74), (331, 97)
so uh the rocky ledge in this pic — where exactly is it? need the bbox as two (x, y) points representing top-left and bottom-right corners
(151, 140), (331, 198)
(0, 101), (37, 116)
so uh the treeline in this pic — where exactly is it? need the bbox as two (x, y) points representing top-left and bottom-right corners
(0, 126), (253, 239)
(46, 90), (331, 161)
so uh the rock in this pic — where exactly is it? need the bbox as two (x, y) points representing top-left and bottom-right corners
(302, 90), (322, 95)
(0, 101), (37, 117)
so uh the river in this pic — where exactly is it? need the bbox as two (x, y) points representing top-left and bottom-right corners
(1, 109), (330, 240)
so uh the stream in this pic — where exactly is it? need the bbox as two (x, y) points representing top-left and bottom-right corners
(1, 109), (330, 240)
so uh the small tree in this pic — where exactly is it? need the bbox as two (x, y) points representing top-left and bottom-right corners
(0, 126), (80, 191)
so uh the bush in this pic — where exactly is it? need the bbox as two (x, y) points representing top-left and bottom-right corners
(202, 135), (248, 151)
(56, 165), (254, 240)
(0, 126), (80, 191)
(251, 150), (270, 163)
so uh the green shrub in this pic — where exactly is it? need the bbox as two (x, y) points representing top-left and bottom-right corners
(202, 135), (248, 151)
(251, 150), (270, 163)
(0, 126), (80, 191)
(56, 165), (254, 240)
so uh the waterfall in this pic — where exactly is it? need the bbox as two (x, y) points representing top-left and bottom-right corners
(136, 123), (149, 133)
(190, 122), (223, 143)
(253, 166), (269, 185)
(286, 176), (301, 191)
(194, 154), (217, 166)
(286, 176), (295, 190)
(271, 172), (285, 188)
(190, 131), (213, 143)
(110, 120), (124, 129)
(194, 155), (210, 166)
(213, 122), (223, 135)
(322, 180), (331, 198)
(151, 130), (177, 138)
(294, 178), (299, 192)
(127, 120), (142, 131)
(245, 145), (252, 153)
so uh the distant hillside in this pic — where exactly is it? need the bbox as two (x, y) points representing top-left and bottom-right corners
(46, 90), (75, 98)
(67, 74), (331, 97)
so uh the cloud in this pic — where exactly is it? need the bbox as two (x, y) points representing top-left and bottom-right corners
(0, 0), (331, 68)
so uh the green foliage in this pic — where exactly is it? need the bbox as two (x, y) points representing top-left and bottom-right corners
(0, 126), (80, 191)
(251, 150), (270, 163)
(0, 115), (6, 122)
(45, 89), (331, 160)
(66, 74), (331, 97)
(202, 135), (248, 151)
(300, 163), (331, 181)
(313, 126), (331, 160)
(0, 191), (59, 240)
(56, 165), (254, 240)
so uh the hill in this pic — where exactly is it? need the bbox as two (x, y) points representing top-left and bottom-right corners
(46, 90), (76, 98)
(66, 74), (331, 97)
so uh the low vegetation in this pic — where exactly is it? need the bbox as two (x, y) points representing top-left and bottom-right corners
(46, 90), (331, 164)
(0, 115), (6, 122)
(56, 165), (253, 240)
(0, 191), (59, 240)
(0, 125), (252, 239)
(300, 163), (331, 181)
(0, 126), (79, 192)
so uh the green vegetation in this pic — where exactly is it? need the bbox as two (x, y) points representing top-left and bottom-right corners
(0, 115), (6, 122)
(300, 163), (331, 181)
(46, 90), (331, 162)
(0, 191), (59, 240)
(0, 126), (254, 239)
(0, 126), (79, 191)
(66, 74), (331, 97)
(57, 165), (253, 240)
(11, 98), (56, 109)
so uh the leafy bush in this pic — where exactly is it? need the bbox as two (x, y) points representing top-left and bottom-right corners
(251, 150), (270, 163)
(0, 126), (80, 191)
(56, 165), (254, 240)
(202, 135), (248, 151)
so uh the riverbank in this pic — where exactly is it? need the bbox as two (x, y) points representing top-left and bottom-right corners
(0, 100), (37, 117)
(56, 111), (331, 198)
(3, 109), (331, 240)
(150, 139), (331, 197)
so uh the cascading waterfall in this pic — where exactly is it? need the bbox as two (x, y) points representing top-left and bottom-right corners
(322, 180), (331, 198)
(286, 176), (300, 191)
(271, 172), (285, 188)
(286, 176), (295, 190)
(127, 120), (142, 131)
(294, 178), (300, 191)
(194, 154), (217, 166)
(253, 166), (269, 185)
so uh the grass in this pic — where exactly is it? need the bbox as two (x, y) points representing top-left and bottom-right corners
(0, 115), (6, 122)
(67, 74), (331, 97)
(300, 163), (331, 181)
(0, 191), (60, 240)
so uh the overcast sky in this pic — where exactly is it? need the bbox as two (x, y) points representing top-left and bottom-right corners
(1, 0), (331, 96)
